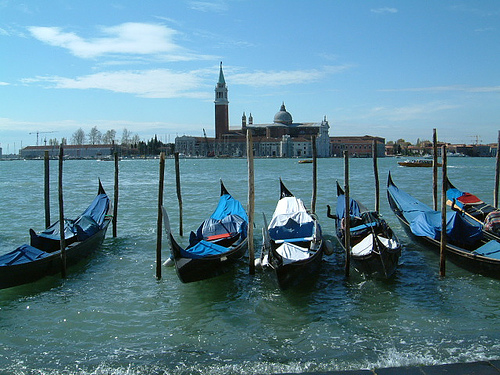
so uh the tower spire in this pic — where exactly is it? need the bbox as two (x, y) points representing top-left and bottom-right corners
(214, 61), (229, 139)
(218, 61), (225, 85)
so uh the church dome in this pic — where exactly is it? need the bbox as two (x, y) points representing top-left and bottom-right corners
(273, 103), (293, 125)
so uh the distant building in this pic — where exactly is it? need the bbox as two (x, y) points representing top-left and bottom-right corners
(330, 136), (385, 158)
(20, 144), (115, 159)
(175, 63), (331, 157)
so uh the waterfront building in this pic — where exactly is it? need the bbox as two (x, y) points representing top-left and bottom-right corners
(331, 136), (385, 158)
(20, 144), (115, 159)
(175, 63), (331, 158)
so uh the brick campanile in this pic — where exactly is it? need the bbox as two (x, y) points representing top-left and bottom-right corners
(214, 62), (229, 139)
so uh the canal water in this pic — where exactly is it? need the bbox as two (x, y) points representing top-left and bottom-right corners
(0, 156), (499, 374)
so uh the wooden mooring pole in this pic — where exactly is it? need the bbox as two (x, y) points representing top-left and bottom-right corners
(44, 150), (50, 228)
(58, 145), (67, 278)
(344, 150), (351, 278)
(247, 129), (255, 275)
(494, 130), (500, 208)
(174, 152), (183, 237)
(372, 140), (380, 213)
(433, 128), (438, 211)
(156, 152), (166, 280)
(311, 135), (317, 214)
(113, 151), (119, 238)
(440, 145), (447, 277)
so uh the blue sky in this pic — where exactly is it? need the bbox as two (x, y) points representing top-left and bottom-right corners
(1, 1), (500, 154)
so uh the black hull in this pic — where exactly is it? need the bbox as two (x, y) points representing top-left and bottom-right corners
(334, 181), (401, 279)
(351, 248), (400, 279)
(387, 175), (500, 279)
(0, 220), (110, 289)
(171, 234), (248, 283)
(273, 243), (324, 290)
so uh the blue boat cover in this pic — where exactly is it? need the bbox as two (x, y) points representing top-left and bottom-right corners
(410, 210), (482, 246)
(184, 193), (248, 258)
(474, 240), (500, 259)
(447, 187), (466, 208)
(0, 244), (50, 266)
(181, 240), (229, 259)
(210, 194), (248, 222)
(79, 193), (110, 226)
(268, 196), (320, 241)
(336, 194), (364, 219)
(388, 183), (483, 245)
(36, 193), (109, 242)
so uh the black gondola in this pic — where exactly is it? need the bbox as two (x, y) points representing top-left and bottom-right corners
(387, 172), (500, 278)
(328, 182), (401, 278)
(162, 180), (248, 283)
(0, 180), (111, 289)
(259, 179), (324, 290)
(445, 176), (500, 241)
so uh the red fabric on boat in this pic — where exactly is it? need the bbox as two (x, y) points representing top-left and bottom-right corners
(457, 192), (482, 204)
(205, 232), (231, 241)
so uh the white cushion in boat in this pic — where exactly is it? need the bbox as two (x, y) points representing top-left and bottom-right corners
(352, 234), (374, 257)
(276, 242), (310, 265)
(351, 234), (398, 257)
(378, 236), (399, 250)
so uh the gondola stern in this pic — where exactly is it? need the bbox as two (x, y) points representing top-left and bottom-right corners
(444, 175), (455, 190)
(387, 171), (395, 188)
(279, 178), (294, 199)
(97, 178), (106, 195)
(336, 181), (344, 197)
(220, 179), (230, 196)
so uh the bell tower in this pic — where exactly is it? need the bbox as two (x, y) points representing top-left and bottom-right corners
(214, 62), (229, 139)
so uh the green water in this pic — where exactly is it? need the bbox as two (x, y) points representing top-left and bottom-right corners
(0, 157), (499, 374)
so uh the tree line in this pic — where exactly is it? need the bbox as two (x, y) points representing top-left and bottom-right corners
(44, 127), (172, 156)
(70, 127), (140, 146)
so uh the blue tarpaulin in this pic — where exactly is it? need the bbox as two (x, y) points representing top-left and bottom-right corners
(410, 210), (483, 246)
(211, 194), (248, 222)
(184, 192), (248, 256)
(388, 182), (483, 246)
(181, 240), (229, 259)
(0, 244), (50, 266)
(474, 240), (500, 259)
(446, 188), (466, 208)
(336, 194), (365, 220)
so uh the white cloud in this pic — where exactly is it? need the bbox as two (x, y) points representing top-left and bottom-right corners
(22, 64), (351, 97)
(0, 81), (9, 86)
(367, 102), (458, 122)
(188, 0), (228, 12)
(23, 69), (210, 99)
(371, 7), (398, 14)
(379, 85), (500, 93)
(230, 65), (350, 87)
(28, 23), (185, 59)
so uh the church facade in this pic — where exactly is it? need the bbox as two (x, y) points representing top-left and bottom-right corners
(175, 63), (331, 158)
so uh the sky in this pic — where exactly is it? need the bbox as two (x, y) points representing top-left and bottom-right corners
(1, 0), (500, 154)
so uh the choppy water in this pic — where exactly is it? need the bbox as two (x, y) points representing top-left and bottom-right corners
(0, 156), (499, 374)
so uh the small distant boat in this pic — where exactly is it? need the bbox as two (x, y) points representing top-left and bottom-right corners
(445, 176), (500, 241)
(328, 182), (401, 278)
(398, 159), (441, 167)
(298, 159), (313, 164)
(387, 172), (500, 279)
(259, 179), (324, 289)
(0, 181), (111, 289)
(162, 180), (248, 283)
